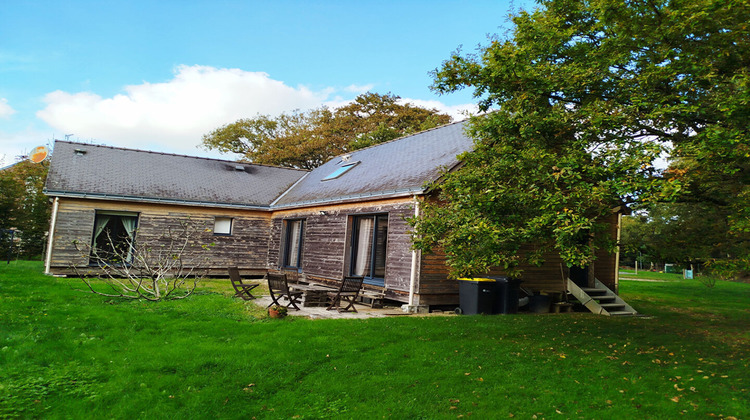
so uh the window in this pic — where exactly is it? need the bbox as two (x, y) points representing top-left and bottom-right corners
(214, 217), (233, 235)
(350, 214), (388, 286)
(283, 219), (304, 268)
(322, 162), (359, 181)
(91, 211), (139, 264)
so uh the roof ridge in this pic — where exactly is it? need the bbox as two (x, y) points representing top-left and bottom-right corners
(330, 118), (469, 159)
(53, 140), (309, 172)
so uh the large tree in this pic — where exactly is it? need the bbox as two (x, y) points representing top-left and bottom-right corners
(0, 160), (50, 259)
(412, 0), (749, 278)
(201, 92), (452, 169)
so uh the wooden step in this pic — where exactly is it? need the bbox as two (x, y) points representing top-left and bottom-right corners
(582, 287), (607, 295)
(595, 295), (616, 302)
(600, 303), (625, 309)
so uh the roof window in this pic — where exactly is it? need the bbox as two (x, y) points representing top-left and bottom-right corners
(322, 162), (359, 181)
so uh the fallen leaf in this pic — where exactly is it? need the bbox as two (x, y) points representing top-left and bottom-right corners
(671, 396), (681, 402)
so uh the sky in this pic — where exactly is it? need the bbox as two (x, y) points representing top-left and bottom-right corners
(0, 0), (535, 167)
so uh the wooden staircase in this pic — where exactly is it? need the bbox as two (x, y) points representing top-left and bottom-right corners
(567, 278), (638, 316)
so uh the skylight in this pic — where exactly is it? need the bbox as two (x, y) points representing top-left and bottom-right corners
(322, 162), (359, 181)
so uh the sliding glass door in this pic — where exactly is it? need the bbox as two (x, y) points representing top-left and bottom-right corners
(350, 214), (388, 286)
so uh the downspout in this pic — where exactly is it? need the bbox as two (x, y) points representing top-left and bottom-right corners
(44, 197), (60, 274)
(408, 195), (420, 306)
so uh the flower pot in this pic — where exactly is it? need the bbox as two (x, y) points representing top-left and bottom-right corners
(268, 308), (286, 318)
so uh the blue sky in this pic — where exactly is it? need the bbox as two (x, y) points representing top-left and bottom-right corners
(1, 0), (534, 166)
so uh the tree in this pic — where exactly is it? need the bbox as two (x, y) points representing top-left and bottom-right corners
(72, 220), (213, 301)
(621, 204), (740, 267)
(411, 0), (750, 278)
(0, 160), (50, 259)
(201, 92), (452, 169)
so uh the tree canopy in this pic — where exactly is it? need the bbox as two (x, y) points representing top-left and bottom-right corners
(411, 0), (750, 278)
(0, 160), (50, 259)
(201, 92), (452, 169)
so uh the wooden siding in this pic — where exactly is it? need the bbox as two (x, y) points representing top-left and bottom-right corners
(270, 198), (417, 302)
(48, 198), (271, 275)
(416, 211), (621, 306)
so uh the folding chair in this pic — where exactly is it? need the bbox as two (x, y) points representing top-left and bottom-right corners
(228, 266), (260, 300)
(326, 276), (364, 313)
(266, 272), (303, 310)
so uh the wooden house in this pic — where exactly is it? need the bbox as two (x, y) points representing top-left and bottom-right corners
(44, 121), (623, 309)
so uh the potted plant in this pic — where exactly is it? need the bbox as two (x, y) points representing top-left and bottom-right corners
(268, 305), (288, 318)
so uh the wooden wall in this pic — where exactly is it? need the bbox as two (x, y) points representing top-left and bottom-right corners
(270, 198), (417, 301)
(48, 195), (621, 307)
(48, 198), (271, 275)
(416, 211), (621, 306)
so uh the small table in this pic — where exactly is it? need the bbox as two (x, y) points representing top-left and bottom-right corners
(291, 283), (336, 307)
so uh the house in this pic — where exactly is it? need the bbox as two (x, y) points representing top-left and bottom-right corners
(44, 121), (623, 310)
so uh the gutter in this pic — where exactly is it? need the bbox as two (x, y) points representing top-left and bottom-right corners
(43, 191), (270, 211)
(271, 187), (425, 210)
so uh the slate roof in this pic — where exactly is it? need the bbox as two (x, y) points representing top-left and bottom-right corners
(273, 120), (473, 207)
(45, 141), (307, 208)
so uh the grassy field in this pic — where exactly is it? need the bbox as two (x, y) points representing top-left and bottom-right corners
(1, 262), (748, 419)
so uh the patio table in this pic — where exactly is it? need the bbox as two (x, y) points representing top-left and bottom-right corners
(291, 283), (337, 307)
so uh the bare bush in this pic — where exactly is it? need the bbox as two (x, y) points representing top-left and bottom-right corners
(72, 220), (213, 301)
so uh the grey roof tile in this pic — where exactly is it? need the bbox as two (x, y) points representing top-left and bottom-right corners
(45, 141), (307, 207)
(274, 120), (473, 207)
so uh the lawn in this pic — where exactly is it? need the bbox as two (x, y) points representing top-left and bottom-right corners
(1, 262), (748, 419)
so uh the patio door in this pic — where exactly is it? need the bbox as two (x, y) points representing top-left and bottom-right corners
(350, 214), (388, 286)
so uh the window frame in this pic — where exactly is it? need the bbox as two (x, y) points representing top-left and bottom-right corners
(282, 219), (305, 269)
(349, 213), (388, 287)
(213, 217), (233, 236)
(321, 161), (359, 181)
(89, 210), (140, 266)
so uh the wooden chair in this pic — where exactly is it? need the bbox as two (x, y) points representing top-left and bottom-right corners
(228, 266), (260, 300)
(266, 272), (303, 310)
(326, 276), (365, 313)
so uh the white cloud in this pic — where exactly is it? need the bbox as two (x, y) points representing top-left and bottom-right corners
(0, 98), (16, 119)
(401, 98), (478, 121)
(343, 84), (375, 93)
(0, 127), (50, 168)
(34, 65), (477, 158)
(37, 65), (335, 155)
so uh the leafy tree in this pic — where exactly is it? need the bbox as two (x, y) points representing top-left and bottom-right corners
(201, 92), (452, 169)
(411, 0), (749, 278)
(0, 160), (50, 259)
(620, 203), (750, 279)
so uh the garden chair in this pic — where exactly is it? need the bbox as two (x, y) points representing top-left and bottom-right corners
(228, 266), (260, 300)
(326, 276), (364, 313)
(266, 272), (303, 310)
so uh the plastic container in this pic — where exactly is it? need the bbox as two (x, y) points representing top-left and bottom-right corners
(488, 276), (522, 314)
(456, 278), (497, 315)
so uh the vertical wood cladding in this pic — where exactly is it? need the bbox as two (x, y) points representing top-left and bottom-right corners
(48, 198), (271, 272)
(271, 199), (416, 295)
(50, 202), (95, 267)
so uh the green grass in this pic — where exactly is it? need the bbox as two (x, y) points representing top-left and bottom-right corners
(1, 262), (749, 419)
